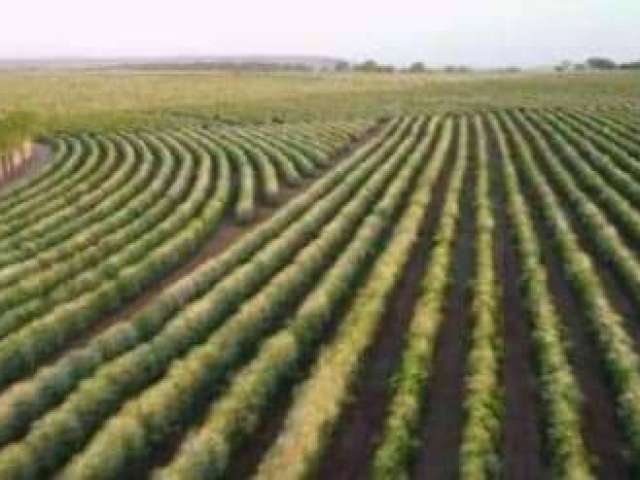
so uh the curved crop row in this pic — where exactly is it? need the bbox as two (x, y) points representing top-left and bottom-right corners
(0, 137), (67, 204)
(206, 132), (258, 222)
(229, 128), (303, 186)
(0, 128), (232, 387)
(217, 129), (279, 203)
(0, 135), (135, 260)
(156, 117), (449, 480)
(242, 127), (320, 177)
(0, 131), (196, 338)
(0, 138), (76, 212)
(0, 133), (172, 315)
(0, 134), (151, 274)
(0, 136), (88, 222)
(0, 118), (426, 479)
(0, 136), (118, 243)
(0, 118), (404, 457)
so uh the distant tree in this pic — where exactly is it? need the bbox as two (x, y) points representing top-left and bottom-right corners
(555, 60), (572, 72)
(355, 59), (379, 72)
(353, 60), (395, 73)
(620, 61), (640, 70)
(335, 60), (350, 72)
(408, 62), (426, 73)
(573, 63), (587, 71)
(586, 57), (617, 70)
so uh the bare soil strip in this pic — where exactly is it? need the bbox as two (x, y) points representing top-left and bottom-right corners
(486, 123), (546, 479)
(0, 143), (51, 195)
(313, 125), (458, 480)
(411, 140), (476, 480)
(515, 156), (632, 479)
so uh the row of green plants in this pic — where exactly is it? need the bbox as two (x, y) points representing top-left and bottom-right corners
(255, 117), (455, 480)
(512, 110), (640, 307)
(2, 132), (163, 264)
(0, 118), (425, 479)
(498, 110), (640, 466)
(0, 132), (172, 323)
(557, 110), (640, 183)
(156, 117), (448, 480)
(0, 118), (403, 452)
(459, 115), (503, 479)
(0, 136), (133, 258)
(59, 118), (427, 479)
(241, 127), (320, 177)
(0, 134), (153, 280)
(0, 136), (109, 240)
(570, 109), (640, 159)
(209, 133), (258, 222)
(230, 127), (304, 186)
(371, 117), (467, 479)
(526, 110), (640, 246)
(0, 128), (232, 387)
(0, 130), (202, 337)
(279, 120), (367, 150)
(545, 111), (640, 208)
(0, 136), (83, 218)
(280, 128), (333, 156)
(217, 129), (280, 204)
(488, 112), (593, 479)
(269, 127), (334, 168)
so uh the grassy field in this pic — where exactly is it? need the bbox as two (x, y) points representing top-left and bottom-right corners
(1, 69), (639, 130)
(0, 71), (639, 479)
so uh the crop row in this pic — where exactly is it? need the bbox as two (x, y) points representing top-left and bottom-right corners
(0, 117), (410, 477)
(498, 109), (640, 463)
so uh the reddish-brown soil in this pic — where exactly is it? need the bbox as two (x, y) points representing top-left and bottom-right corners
(411, 144), (476, 480)
(313, 125), (458, 480)
(513, 148), (633, 478)
(0, 143), (51, 193)
(487, 124), (546, 479)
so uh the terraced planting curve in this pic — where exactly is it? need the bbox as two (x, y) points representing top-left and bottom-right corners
(0, 108), (639, 479)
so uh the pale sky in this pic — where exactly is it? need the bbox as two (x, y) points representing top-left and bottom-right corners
(2, 0), (638, 67)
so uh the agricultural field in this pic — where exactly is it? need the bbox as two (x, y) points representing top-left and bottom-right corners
(0, 72), (640, 479)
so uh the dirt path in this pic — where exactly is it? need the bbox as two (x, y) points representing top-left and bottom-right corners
(410, 145), (476, 480)
(518, 165), (632, 479)
(486, 124), (546, 479)
(313, 127), (458, 480)
(0, 143), (52, 195)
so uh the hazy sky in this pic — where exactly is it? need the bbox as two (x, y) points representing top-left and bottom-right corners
(2, 0), (638, 66)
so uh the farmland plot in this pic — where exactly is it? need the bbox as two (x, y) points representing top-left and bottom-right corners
(0, 108), (639, 479)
